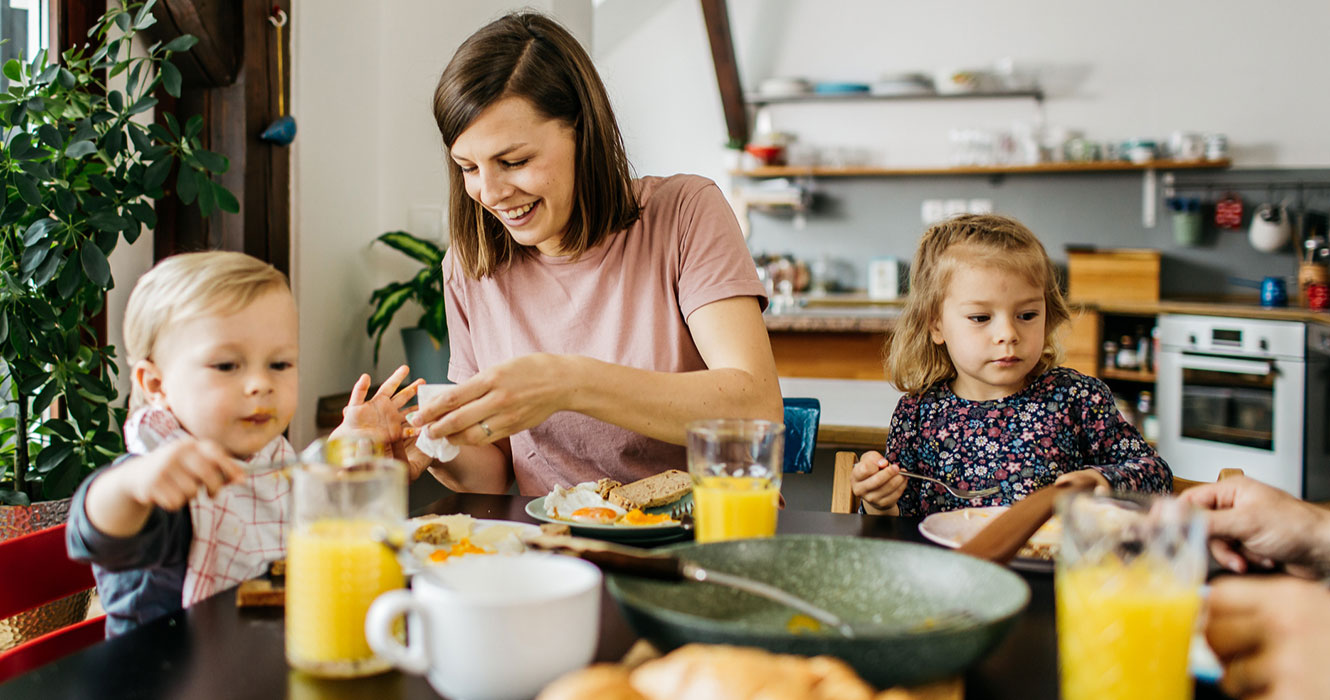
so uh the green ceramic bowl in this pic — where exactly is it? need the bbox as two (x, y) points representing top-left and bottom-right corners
(605, 535), (1029, 688)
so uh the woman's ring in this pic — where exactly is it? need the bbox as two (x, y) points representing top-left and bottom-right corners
(480, 421), (493, 437)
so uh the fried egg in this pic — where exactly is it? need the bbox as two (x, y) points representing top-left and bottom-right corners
(546, 482), (626, 522)
(569, 507), (622, 525)
(620, 509), (674, 526)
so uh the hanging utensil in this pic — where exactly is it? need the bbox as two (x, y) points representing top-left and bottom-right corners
(260, 7), (296, 146)
(525, 533), (856, 638)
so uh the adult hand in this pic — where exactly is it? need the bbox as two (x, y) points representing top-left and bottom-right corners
(1207, 575), (1330, 700)
(334, 365), (423, 447)
(410, 353), (571, 446)
(1179, 476), (1330, 576)
(851, 451), (907, 514)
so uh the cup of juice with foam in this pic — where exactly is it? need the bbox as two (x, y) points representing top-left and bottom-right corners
(285, 456), (407, 677)
(686, 419), (783, 543)
(1055, 492), (1206, 700)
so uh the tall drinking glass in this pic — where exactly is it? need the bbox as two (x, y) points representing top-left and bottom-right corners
(285, 457), (407, 678)
(1055, 492), (1207, 700)
(686, 419), (784, 543)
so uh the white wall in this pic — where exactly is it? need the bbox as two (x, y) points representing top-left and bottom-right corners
(289, 0), (591, 448)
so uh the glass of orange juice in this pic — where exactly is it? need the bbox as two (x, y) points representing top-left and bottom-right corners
(285, 456), (407, 678)
(686, 419), (784, 543)
(1055, 492), (1207, 700)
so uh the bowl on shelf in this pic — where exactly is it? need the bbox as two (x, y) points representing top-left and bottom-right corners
(744, 143), (786, 166)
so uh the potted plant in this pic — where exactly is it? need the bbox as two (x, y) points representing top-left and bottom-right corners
(0, 0), (235, 643)
(365, 230), (448, 383)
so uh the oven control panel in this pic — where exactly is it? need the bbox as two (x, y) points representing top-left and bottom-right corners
(1159, 314), (1306, 360)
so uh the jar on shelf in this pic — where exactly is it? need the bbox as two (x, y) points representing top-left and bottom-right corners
(1115, 335), (1139, 370)
(1102, 340), (1118, 370)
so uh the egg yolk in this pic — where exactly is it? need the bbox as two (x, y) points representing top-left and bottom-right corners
(569, 507), (621, 524)
(428, 537), (489, 562)
(620, 509), (673, 526)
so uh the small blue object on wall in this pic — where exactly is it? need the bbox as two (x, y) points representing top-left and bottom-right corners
(260, 115), (296, 146)
(261, 8), (295, 147)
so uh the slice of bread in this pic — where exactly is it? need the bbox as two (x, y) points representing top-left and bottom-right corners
(607, 469), (692, 510)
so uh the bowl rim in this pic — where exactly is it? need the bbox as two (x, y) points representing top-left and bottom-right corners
(604, 534), (1031, 640)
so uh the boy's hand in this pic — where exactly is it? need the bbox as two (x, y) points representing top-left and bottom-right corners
(335, 365), (423, 446)
(123, 438), (246, 511)
(851, 451), (907, 514)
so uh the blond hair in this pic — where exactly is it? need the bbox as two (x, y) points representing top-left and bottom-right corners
(123, 251), (290, 410)
(888, 214), (1071, 395)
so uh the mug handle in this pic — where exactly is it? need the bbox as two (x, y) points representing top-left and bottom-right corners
(365, 589), (430, 675)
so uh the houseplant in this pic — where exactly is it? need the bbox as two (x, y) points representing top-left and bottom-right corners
(0, 0), (235, 645)
(365, 230), (448, 383)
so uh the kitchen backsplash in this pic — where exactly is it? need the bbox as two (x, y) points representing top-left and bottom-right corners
(742, 168), (1330, 298)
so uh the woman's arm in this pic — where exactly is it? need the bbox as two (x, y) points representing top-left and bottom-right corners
(411, 295), (782, 447)
(419, 440), (515, 494)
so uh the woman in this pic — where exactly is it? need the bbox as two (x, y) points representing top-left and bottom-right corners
(407, 12), (782, 496)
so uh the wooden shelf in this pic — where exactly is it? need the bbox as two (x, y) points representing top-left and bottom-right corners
(1100, 367), (1157, 383)
(733, 159), (1232, 178)
(746, 89), (1044, 107)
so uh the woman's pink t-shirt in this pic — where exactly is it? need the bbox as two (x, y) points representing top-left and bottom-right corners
(444, 174), (767, 495)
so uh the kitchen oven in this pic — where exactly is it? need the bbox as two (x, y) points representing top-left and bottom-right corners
(1157, 315), (1329, 500)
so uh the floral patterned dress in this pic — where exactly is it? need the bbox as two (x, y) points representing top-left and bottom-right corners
(884, 366), (1172, 517)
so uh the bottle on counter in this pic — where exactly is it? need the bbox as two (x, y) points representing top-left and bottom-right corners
(1137, 391), (1158, 441)
(1136, 326), (1152, 373)
(1103, 340), (1118, 370)
(1116, 335), (1139, 370)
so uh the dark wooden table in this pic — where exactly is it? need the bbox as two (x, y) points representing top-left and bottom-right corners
(1, 493), (1230, 699)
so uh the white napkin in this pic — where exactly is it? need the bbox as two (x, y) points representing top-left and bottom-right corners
(416, 430), (460, 462)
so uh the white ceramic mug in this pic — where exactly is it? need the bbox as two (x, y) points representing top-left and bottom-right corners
(365, 553), (601, 700)
(1249, 204), (1292, 253)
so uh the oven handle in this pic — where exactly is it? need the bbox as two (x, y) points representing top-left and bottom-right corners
(1178, 352), (1274, 376)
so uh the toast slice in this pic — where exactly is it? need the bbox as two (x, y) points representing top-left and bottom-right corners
(607, 469), (692, 510)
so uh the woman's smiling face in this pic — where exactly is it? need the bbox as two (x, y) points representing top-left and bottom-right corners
(449, 96), (578, 257)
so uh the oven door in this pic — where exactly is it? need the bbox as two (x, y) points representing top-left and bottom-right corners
(1157, 351), (1305, 495)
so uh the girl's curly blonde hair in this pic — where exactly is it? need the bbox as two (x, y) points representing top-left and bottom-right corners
(888, 214), (1071, 395)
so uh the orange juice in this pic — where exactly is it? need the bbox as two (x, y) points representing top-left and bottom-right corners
(286, 519), (405, 677)
(693, 475), (779, 543)
(1056, 558), (1202, 700)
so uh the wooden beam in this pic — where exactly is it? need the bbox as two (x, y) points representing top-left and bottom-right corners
(145, 0), (238, 88)
(699, 0), (748, 145)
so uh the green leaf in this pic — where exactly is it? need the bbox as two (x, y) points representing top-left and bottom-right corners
(37, 124), (63, 149)
(1, 199), (26, 226)
(197, 172), (215, 214)
(43, 456), (83, 500)
(114, 12), (131, 32)
(89, 211), (127, 233)
(66, 139), (97, 159)
(3, 60), (20, 82)
(55, 255), (83, 298)
(0, 313), (7, 346)
(80, 242), (111, 286)
(134, 11), (157, 31)
(19, 243), (48, 275)
(8, 132), (36, 159)
(22, 218), (56, 246)
(195, 149), (227, 173)
(366, 284), (414, 362)
(127, 123), (151, 152)
(176, 166), (198, 204)
(376, 231), (446, 266)
(213, 182), (239, 214)
(18, 370), (46, 394)
(58, 67), (75, 89)
(127, 95), (157, 116)
(161, 61), (181, 98)
(143, 157), (172, 191)
(127, 201), (157, 228)
(13, 173), (41, 205)
(163, 35), (198, 53)
(55, 189), (76, 216)
(0, 491), (30, 506)
(164, 113), (180, 138)
(31, 248), (61, 287)
(36, 64), (59, 85)
(26, 97), (44, 112)
(126, 63), (141, 96)
(43, 418), (78, 441)
(107, 89), (123, 111)
(185, 114), (203, 139)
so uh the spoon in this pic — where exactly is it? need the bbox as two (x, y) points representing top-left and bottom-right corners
(525, 533), (856, 639)
(899, 470), (999, 500)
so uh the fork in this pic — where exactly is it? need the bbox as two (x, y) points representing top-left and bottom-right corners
(898, 470), (998, 500)
(669, 500), (694, 530)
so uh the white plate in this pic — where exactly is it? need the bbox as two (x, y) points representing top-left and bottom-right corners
(918, 506), (1059, 572)
(525, 494), (691, 542)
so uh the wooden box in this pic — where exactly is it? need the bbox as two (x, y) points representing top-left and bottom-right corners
(1066, 248), (1160, 304)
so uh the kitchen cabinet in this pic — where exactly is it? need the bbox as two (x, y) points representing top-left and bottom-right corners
(734, 159), (1231, 179)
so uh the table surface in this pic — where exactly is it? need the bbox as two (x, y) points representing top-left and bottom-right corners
(1, 494), (1230, 700)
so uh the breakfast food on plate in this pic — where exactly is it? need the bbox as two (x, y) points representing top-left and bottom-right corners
(408, 513), (527, 564)
(544, 475), (686, 527)
(538, 644), (900, 700)
(540, 523), (572, 537)
(607, 469), (691, 511)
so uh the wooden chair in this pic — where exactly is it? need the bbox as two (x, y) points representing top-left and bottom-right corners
(832, 456), (1243, 513)
(0, 524), (105, 684)
(1174, 468), (1245, 493)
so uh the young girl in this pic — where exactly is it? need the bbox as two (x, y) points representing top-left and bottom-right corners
(851, 214), (1171, 516)
(66, 252), (416, 635)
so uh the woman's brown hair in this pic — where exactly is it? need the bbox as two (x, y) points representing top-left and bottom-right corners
(888, 214), (1072, 395)
(433, 12), (640, 279)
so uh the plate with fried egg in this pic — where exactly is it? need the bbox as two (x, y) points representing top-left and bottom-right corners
(525, 481), (691, 543)
(403, 514), (541, 574)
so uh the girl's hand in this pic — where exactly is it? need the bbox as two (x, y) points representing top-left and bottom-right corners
(1054, 468), (1111, 493)
(851, 451), (907, 514)
(410, 353), (570, 446)
(123, 438), (246, 511)
(335, 365), (423, 446)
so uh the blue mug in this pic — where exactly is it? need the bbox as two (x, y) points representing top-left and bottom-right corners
(1261, 276), (1288, 307)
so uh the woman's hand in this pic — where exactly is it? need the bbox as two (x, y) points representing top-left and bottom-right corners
(409, 353), (571, 445)
(851, 451), (907, 515)
(334, 365), (423, 447)
(1207, 575), (1330, 700)
(1180, 476), (1330, 576)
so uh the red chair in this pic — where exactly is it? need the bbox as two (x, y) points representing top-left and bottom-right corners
(0, 524), (105, 683)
